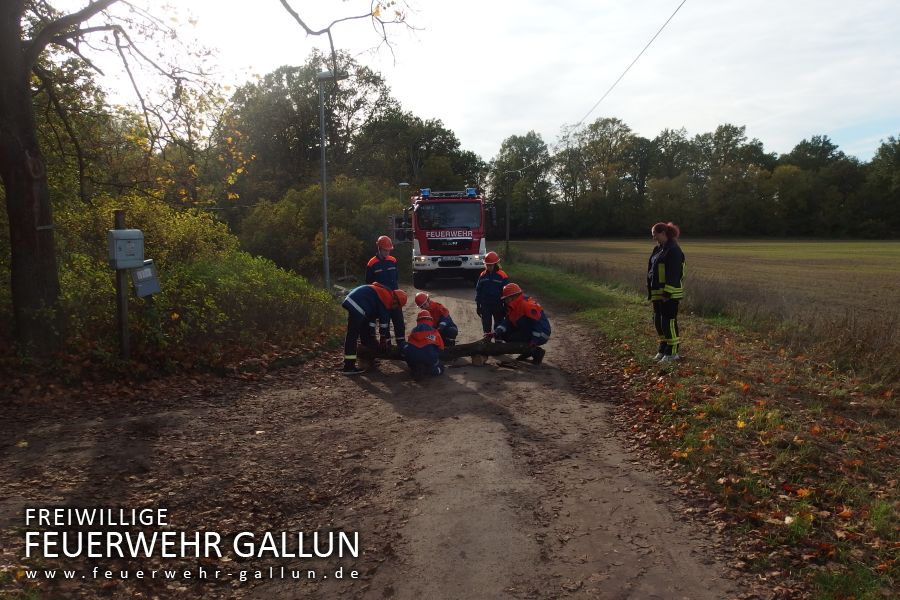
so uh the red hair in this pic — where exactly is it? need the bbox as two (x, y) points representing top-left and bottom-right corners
(652, 221), (681, 239)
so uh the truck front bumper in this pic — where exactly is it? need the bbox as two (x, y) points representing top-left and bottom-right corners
(412, 254), (484, 272)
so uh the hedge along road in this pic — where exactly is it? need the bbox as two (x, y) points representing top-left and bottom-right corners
(253, 281), (771, 600)
(0, 280), (774, 600)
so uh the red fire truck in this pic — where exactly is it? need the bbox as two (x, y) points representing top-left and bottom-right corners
(396, 188), (494, 289)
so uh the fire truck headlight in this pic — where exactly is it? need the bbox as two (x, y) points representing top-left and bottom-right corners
(414, 256), (428, 264)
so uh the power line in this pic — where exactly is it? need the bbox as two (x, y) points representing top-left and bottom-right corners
(503, 0), (688, 175)
(574, 0), (688, 130)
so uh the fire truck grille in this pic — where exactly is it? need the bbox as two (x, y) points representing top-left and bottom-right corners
(427, 239), (472, 252)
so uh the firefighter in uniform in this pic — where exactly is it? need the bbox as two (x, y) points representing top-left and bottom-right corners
(647, 221), (685, 362)
(492, 283), (551, 365)
(414, 292), (458, 346)
(402, 310), (445, 378)
(340, 284), (408, 375)
(365, 235), (404, 347)
(475, 251), (508, 338)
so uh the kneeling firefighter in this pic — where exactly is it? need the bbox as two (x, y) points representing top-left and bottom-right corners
(492, 283), (551, 364)
(414, 292), (458, 346)
(401, 310), (445, 377)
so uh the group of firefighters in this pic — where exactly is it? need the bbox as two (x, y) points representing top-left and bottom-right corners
(340, 235), (552, 377)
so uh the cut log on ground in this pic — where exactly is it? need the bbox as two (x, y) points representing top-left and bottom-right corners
(358, 339), (534, 362)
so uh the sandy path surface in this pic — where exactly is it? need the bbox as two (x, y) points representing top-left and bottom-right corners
(327, 282), (744, 599)
(1, 280), (765, 599)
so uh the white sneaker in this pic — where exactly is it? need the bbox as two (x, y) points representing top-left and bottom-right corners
(659, 354), (681, 363)
(652, 352), (664, 360)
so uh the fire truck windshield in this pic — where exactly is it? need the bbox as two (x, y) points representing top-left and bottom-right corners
(415, 202), (481, 230)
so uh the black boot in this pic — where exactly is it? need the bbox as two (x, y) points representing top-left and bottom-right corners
(341, 360), (364, 375)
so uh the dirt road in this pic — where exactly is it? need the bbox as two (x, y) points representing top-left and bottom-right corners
(1, 281), (768, 599)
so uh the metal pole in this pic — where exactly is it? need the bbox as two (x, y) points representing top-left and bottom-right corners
(505, 196), (510, 259)
(319, 82), (330, 291)
(114, 210), (129, 360)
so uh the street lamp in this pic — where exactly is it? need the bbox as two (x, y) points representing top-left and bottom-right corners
(317, 69), (349, 290)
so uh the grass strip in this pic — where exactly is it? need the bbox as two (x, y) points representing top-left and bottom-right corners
(512, 262), (898, 600)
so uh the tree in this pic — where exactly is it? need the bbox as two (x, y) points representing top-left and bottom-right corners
(351, 107), (485, 189)
(573, 117), (637, 234)
(488, 132), (553, 237)
(224, 52), (395, 205)
(651, 128), (691, 178)
(864, 135), (900, 233)
(1, 0), (406, 353)
(780, 135), (844, 172)
(1, 0), (119, 353)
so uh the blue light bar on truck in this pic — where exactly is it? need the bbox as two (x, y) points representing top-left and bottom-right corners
(466, 188), (476, 197)
(421, 188), (431, 198)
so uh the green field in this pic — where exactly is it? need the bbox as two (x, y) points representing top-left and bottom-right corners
(514, 239), (899, 315)
(511, 239), (900, 382)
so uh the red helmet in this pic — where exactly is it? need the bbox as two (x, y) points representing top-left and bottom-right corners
(416, 310), (433, 322)
(501, 282), (522, 300)
(414, 292), (430, 307)
(484, 251), (500, 265)
(376, 235), (394, 251)
(393, 289), (408, 307)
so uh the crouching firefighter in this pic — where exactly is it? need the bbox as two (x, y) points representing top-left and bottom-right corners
(401, 310), (445, 378)
(492, 283), (551, 365)
(340, 284), (408, 375)
(414, 292), (458, 346)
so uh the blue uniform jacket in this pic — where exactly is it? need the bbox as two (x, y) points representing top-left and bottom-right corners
(341, 285), (392, 336)
(403, 323), (444, 366)
(475, 268), (509, 306)
(495, 295), (551, 346)
(365, 255), (399, 290)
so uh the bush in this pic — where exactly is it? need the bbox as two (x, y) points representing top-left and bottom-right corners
(2, 193), (341, 370)
(55, 193), (238, 267)
(154, 252), (339, 361)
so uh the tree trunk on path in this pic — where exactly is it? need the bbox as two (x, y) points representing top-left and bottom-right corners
(359, 339), (533, 361)
(0, 1), (62, 353)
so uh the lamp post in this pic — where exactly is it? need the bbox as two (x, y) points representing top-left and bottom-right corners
(396, 182), (410, 244)
(317, 69), (349, 290)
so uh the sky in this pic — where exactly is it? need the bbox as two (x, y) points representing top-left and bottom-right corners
(70, 0), (900, 162)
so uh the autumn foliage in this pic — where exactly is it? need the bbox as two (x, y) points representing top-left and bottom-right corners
(0, 193), (341, 373)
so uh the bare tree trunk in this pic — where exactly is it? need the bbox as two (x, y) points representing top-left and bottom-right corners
(0, 1), (62, 353)
(359, 339), (533, 361)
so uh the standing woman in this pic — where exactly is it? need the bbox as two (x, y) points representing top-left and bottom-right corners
(647, 222), (685, 362)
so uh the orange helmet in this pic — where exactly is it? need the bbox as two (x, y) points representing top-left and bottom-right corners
(376, 235), (394, 251)
(414, 292), (430, 307)
(416, 310), (433, 322)
(501, 282), (522, 300)
(393, 289), (408, 307)
(484, 251), (500, 265)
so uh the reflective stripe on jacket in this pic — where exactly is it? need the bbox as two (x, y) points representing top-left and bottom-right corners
(495, 295), (551, 345)
(341, 285), (393, 333)
(647, 241), (685, 300)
